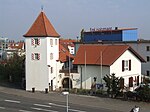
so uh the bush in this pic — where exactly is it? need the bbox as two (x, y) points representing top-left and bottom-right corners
(135, 85), (150, 102)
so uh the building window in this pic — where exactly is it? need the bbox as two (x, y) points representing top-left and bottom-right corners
(146, 46), (150, 51)
(51, 67), (53, 73)
(122, 60), (131, 71)
(31, 38), (40, 46)
(129, 77), (133, 87)
(55, 39), (57, 45)
(50, 39), (53, 46)
(32, 53), (40, 60)
(146, 71), (150, 76)
(147, 56), (150, 62)
(50, 53), (53, 60)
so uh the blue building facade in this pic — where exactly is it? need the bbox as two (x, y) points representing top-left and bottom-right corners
(81, 28), (138, 43)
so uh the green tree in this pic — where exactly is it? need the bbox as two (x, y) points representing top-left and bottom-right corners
(103, 73), (121, 98)
(0, 53), (25, 86)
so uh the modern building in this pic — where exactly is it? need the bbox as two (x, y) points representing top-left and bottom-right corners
(0, 37), (8, 60)
(81, 27), (138, 43)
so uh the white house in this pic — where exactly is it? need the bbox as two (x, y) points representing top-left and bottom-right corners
(73, 45), (145, 91)
(24, 11), (60, 91)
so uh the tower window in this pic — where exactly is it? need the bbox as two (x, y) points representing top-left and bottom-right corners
(50, 39), (53, 46)
(50, 53), (53, 60)
(31, 38), (40, 46)
(32, 53), (40, 60)
(55, 39), (57, 45)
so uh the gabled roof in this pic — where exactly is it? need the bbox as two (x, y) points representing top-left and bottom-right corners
(73, 45), (145, 66)
(24, 11), (60, 37)
(59, 44), (74, 63)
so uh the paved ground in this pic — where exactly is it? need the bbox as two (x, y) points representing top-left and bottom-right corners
(0, 86), (150, 112)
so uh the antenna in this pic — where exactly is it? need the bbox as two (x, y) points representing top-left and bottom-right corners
(41, 5), (44, 11)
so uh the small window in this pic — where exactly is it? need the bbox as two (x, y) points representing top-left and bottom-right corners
(122, 60), (131, 71)
(32, 53), (40, 60)
(51, 67), (53, 73)
(146, 71), (150, 76)
(124, 60), (129, 70)
(146, 46), (150, 51)
(55, 39), (57, 45)
(50, 39), (53, 46)
(31, 38), (40, 46)
(50, 53), (53, 60)
(35, 53), (40, 60)
(147, 56), (150, 62)
(35, 39), (38, 45)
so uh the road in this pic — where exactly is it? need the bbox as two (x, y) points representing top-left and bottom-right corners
(0, 92), (117, 112)
(0, 86), (150, 112)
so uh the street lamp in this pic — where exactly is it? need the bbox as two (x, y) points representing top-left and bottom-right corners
(62, 91), (69, 112)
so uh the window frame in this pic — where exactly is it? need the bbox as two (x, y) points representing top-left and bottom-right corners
(122, 60), (131, 71)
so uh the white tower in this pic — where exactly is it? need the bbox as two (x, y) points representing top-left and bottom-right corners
(24, 11), (60, 91)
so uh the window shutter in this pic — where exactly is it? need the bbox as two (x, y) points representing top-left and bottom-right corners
(122, 60), (124, 72)
(129, 60), (131, 71)
(38, 38), (40, 45)
(31, 53), (34, 60)
(31, 38), (34, 45)
(137, 76), (139, 86)
(38, 53), (40, 60)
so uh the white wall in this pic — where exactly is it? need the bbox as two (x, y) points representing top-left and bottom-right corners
(77, 65), (110, 89)
(26, 37), (49, 91)
(110, 50), (142, 90)
(46, 37), (59, 90)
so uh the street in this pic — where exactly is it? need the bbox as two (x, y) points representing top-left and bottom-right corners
(0, 86), (150, 112)
(0, 92), (116, 112)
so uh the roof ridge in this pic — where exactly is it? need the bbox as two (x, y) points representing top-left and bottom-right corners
(41, 12), (48, 36)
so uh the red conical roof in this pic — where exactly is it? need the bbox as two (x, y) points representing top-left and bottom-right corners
(24, 11), (60, 37)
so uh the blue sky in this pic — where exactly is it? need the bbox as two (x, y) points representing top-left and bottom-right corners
(0, 0), (150, 41)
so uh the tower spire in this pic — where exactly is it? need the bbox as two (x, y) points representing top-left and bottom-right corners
(41, 5), (44, 12)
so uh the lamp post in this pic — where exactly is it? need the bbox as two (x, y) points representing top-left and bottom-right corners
(62, 91), (69, 112)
